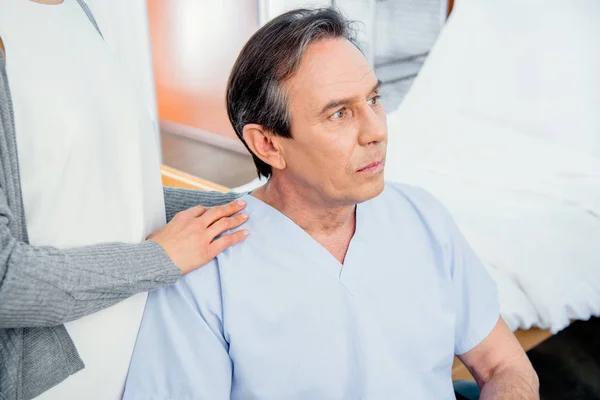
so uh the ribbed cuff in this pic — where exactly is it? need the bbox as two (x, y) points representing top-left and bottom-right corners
(141, 240), (182, 284)
(64, 239), (181, 289)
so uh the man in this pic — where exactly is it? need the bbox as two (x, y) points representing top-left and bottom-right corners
(124, 8), (539, 399)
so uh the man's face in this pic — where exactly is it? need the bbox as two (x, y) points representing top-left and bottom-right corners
(277, 38), (387, 206)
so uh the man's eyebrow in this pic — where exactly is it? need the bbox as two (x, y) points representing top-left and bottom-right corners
(370, 80), (382, 95)
(317, 80), (382, 117)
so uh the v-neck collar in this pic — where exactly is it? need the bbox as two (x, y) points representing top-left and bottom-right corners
(242, 193), (365, 283)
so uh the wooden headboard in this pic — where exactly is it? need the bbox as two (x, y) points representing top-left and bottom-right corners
(160, 165), (228, 193)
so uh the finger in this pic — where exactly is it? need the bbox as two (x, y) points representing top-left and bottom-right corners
(185, 205), (208, 218)
(206, 213), (248, 239)
(200, 199), (246, 227)
(209, 230), (248, 257)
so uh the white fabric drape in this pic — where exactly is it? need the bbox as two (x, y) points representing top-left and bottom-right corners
(86, 0), (161, 150)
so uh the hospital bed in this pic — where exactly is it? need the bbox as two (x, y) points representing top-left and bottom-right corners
(383, 0), (600, 334)
(386, 0), (599, 380)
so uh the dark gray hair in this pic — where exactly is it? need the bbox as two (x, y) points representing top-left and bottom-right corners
(226, 8), (359, 178)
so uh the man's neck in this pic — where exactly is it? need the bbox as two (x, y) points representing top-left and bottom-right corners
(252, 175), (356, 263)
(253, 176), (355, 234)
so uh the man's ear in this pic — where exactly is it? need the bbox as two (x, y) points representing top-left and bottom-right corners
(242, 124), (286, 171)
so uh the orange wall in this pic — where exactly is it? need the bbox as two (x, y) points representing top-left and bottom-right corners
(147, 1), (258, 138)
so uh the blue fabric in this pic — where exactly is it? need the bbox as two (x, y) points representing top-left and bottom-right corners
(124, 182), (499, 399)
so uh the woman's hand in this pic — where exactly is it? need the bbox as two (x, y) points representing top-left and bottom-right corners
(148, 200), (248, 274)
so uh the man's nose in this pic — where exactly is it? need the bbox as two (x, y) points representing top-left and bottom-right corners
(358, 105), (387, 146)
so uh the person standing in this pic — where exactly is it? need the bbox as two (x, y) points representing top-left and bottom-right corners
(0, 1), (248, 399)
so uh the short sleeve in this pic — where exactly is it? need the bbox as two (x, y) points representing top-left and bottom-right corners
(395, 184), (500, 355)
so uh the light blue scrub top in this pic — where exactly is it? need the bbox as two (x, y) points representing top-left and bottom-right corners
(124, 183), (499, 400)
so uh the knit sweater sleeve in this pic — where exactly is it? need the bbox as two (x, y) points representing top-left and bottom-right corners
(163, 187), (243, 222)
(0, 191), (183, 329)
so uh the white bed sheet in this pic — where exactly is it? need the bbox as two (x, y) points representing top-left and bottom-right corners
(384, 108), (600, 333)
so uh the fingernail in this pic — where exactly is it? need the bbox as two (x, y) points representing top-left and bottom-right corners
(241, 213), (249, 220)
(237, 200), (246, 206)
(243, 230), (249, 236)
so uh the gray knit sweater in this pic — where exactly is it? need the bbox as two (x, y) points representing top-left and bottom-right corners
(0, 2), (241, 399)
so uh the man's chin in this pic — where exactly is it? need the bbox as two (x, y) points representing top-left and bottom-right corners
(354, 174), (385, 203)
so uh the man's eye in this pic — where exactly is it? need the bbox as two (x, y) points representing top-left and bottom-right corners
(368, 95), (381, 106)
(330, 109), (345, 120)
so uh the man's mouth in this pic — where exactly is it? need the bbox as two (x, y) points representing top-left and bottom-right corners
(357, 159), (385, 174)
